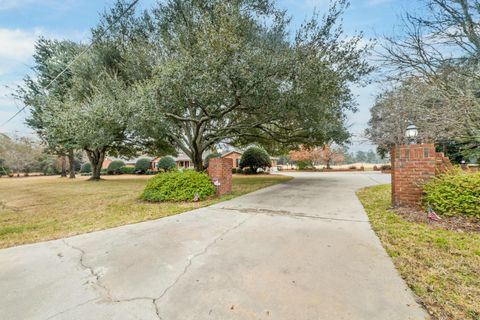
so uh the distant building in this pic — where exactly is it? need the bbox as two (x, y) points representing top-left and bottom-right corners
(102, 149), (278, 171)
(102, 156), (153, 169)
(151, 152), (196, 170)
(221, 150), (278, 169)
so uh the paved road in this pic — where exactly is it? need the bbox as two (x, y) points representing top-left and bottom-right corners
(0, 172), (428, 320)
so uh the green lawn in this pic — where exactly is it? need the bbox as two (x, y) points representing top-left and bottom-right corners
(357, 185), (480, 320)
(0, 174), (292, 248)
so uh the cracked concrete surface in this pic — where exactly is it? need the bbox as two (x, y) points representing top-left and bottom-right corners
(0, 172), (428, 320)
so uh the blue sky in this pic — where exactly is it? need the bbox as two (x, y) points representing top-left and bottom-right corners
(0, 0), (420, 152)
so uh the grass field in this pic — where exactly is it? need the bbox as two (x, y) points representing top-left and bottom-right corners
(357, 185), (480, 320)
(0, 174), (292, 248)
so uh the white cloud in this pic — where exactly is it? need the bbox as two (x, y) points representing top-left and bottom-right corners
(0, 0), (75, 11)
(0, 28), (41, 64)
(0, 0), (33, 10)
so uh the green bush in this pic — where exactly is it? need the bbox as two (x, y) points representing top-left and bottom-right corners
(423, 170), (480, 218)
(239, 147), (271, 173)
(157, 156), (176, 172)
(236, 168), (243, 174)
(232, 168), (237, 174)
(297, 160), (311, 170)
(80, 163), (92, 173)
(243, 167), (255, 175)
(135, 158), (152, 172)
(120, 166), (136, 174)
(141, 170), (215, 202)
(107, 160), (125, 173)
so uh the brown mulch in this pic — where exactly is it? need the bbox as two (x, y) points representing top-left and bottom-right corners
(394, 207), (480, 233)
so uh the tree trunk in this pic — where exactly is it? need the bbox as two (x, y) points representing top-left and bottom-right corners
(326, 160), (331, 169)
(192, 148), (204, 172)
(86, 149), (106, 181)
(67, 149), (76, 179)
(193, 155), (204, 171)
(60, 156), (67, 177)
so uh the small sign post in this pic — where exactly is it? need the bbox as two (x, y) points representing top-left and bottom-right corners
(212, 178), (221, 195)
(193, 192), (200, 209)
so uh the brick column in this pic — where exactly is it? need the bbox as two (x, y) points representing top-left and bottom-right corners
(391, 144), (451, 208)
(207, 158), (232, 195)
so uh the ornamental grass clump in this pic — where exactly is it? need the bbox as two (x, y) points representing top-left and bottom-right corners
(423, 170), (480, 218)
(141, 171), (215, 202)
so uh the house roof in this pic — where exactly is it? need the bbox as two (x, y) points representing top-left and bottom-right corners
(222, 150), (278, 160)
(221, 150), (243, 158)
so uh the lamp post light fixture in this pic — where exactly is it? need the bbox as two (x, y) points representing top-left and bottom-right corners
(405, 123), (418, 144)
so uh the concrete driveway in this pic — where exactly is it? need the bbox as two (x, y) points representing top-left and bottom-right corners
(0, 172), (428, 320)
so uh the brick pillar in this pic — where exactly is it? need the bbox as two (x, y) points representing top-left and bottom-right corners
(207, 158), (232, 195)
(391, 144), (451, 208)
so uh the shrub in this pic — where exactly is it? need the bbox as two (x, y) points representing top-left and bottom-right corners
(232, 168), (237, 174)
(380, 164), (391, 170)
(107, 160), (125, 174)
(243, 167), (255, 174)
(296, 160), (310, 170)
(120, 166), (136, 174)
(349, 165), (357, 170)
(141, 170), (215, 202)
(239, 147), (271, 173)
(157, 156), (176, 172)
(135, 158), (152, 172)
(204, 152), (221, 168)
(236, 168), (243, 174)
(80, 163), (92, 173)
(423, 170), (480, 218)
(101, 168), (108, 175)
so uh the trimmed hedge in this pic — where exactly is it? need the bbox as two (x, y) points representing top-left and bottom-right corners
(239, 147), (271, 173)
(135, 158), (152, 172)
(80, 163), (92, 173)
(157, 156), (176, 172)
(297, 160), (311, 170)
(107, 160), (125, 172)
(141, 171), (215, 202)
(120, 166), (136, 174)
(423, 170), (480, 218)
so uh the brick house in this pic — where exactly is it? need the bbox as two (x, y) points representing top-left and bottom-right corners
(102, 156), (153, 169)
(221, 151), (243, 169)
(151, 152), (195, 170)
(103, 149), (278, 172)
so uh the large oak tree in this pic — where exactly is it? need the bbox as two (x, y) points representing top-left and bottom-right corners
(134, 0), (372, 170)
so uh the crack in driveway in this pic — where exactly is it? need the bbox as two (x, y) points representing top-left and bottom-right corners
(152, 214), (253, 319)
(51, 215), (253, 320)
(62, 239), (113, 300)
(218, 207), (369, 223)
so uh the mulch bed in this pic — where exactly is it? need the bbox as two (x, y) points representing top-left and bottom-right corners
(394, 207), (480, 233)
